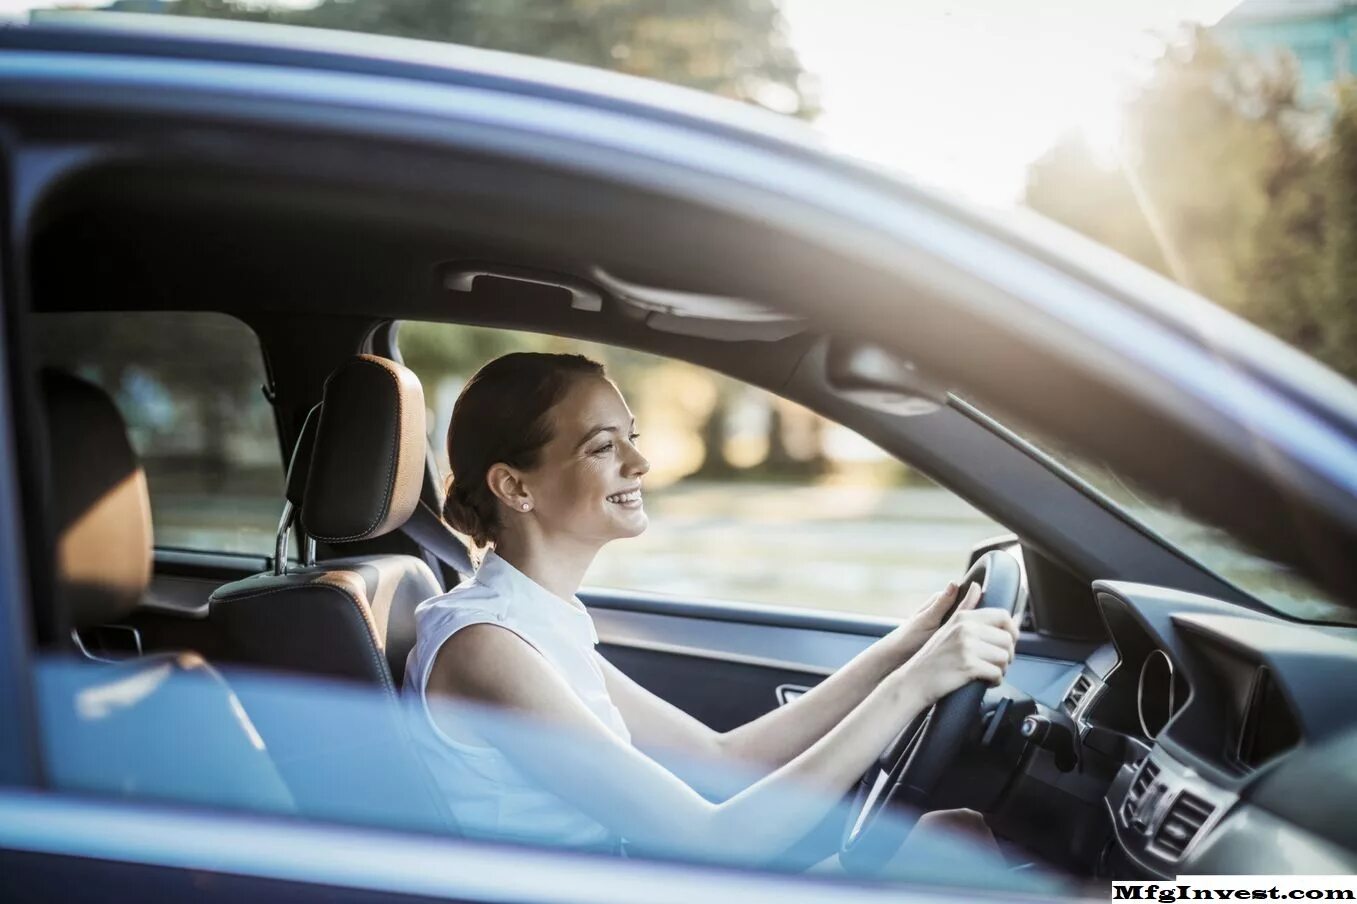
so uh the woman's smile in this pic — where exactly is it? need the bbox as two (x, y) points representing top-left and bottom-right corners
(606, 486), (643, 508)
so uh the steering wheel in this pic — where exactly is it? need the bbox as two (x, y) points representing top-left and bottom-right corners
(838, 549), (1023, 872)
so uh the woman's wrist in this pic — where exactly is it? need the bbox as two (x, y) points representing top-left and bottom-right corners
(880, 662), (930, 718)
(885, 622), (929, 665)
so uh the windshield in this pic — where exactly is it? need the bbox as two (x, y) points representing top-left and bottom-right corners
(967, 400), (1357, 627)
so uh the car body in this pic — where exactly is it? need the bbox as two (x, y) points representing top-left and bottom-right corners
(1, 11), (1355, 903)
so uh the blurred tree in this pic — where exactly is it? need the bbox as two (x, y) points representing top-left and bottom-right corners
(1312, 84), (1357, 378)
(690, 381), (733, 477)
(762, 401), (828, 478)
(1026, 28), (1357, 382)
(164, 0), (816, 118)
(396, 321), (544, 390)
(1025, 132), (1169, 276)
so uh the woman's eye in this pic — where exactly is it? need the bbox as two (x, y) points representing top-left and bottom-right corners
(628, 433), (641, 445)
(593, 443), (614, 455)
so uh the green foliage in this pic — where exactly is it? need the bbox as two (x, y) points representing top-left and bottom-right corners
(396, 321), (547, 386)
(162, 0), (816, 117)
(1313, 84), (1357, 378)
(1026, 27), (1357, 383)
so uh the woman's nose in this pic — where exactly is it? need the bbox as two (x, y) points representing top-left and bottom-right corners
(625, 446), (650, 477)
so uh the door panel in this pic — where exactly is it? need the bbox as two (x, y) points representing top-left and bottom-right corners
(585, 587), (876, 729)
(585, 587), (1087, 729)
(599, 643), (827, 732)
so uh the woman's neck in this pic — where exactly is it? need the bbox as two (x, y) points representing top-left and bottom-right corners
(491, 535), (599, 607)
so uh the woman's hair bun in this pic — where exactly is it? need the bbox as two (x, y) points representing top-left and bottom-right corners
(441, 476), (493, 548)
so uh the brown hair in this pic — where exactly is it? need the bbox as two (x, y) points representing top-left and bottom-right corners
(442, 352), (607, 547)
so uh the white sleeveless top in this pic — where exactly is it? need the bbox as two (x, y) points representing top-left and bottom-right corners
(403, 550), (631, 851)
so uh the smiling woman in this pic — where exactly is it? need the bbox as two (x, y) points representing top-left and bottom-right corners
(402, 352), (1018, 862)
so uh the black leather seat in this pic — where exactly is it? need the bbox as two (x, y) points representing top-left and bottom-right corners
(208, 354), (441, 691)
(33, 370), (295, 815)
(205, 354), (454, 833)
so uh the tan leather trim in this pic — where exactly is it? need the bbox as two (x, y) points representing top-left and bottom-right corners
(360, 354), (425, 539)
(56, 468), (152, 625)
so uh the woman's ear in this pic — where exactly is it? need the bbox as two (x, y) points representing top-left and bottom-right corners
(486, 463), (531, 512)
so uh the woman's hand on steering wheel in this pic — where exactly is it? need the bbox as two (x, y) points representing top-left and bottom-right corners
(893, 583), (1019, 707)
(841, 552), (1024, 873)
(894, 579), (999, 662)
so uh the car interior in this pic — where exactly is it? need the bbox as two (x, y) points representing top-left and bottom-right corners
(8, 70), (1357, 887)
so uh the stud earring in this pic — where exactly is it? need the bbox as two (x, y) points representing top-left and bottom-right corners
(521, 502), (531, 511)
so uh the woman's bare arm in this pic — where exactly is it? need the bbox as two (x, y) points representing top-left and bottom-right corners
(425, 603), (1014, 863)
(600, 583), (1017, 796)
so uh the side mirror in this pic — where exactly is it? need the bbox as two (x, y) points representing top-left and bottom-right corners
(824, 337), (947, 416)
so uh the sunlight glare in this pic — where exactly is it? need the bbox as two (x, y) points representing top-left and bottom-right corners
(781, 0), (1243, 205)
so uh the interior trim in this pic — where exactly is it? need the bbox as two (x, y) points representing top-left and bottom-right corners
(598, 637), (834, 678)
(155, 548), (272, 576)
(580, 587), (898, 637)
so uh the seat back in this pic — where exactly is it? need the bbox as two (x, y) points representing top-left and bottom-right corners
(36, 370), (294, 815)
(211, 554), (439, 689)
(209, 354), (439, 690)
(205, 355), (454, 832)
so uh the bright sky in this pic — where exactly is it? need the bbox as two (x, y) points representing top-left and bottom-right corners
(781, 0), (1243, 205)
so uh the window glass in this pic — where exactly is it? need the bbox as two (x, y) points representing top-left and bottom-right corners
(34, 312), (283, 556)
(962, 398), (1357, 627)
(399, 321), (1004, 617)
(31, 657), (1052, 893)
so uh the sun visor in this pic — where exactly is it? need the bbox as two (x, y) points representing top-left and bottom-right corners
(590, 266), (804, 341)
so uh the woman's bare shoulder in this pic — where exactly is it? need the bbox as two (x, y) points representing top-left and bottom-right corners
(428, 622), (557, 708)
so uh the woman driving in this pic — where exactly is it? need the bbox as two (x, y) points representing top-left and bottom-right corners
(403, 352), (1018, 868)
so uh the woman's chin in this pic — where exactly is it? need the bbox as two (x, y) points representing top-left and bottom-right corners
(614, 509), (648, 538)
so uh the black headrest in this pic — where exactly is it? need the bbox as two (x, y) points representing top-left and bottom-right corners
(39, 370), (152, 628)
(301, 355), (426, 544)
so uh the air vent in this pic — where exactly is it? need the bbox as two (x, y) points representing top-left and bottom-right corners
(1063, 674), (1093, 712)
(1122, 760), (1161, 825)
(1153, 791), (1214, 859)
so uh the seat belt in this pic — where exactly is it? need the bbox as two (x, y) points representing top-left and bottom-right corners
(401, 499), (475, 584)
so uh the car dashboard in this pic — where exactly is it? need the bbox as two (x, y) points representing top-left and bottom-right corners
(1064, 582), (1357, 877)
